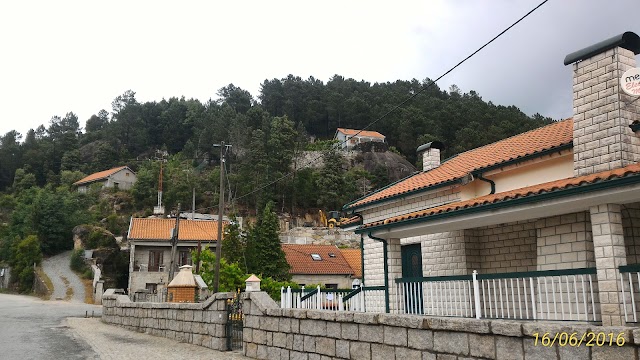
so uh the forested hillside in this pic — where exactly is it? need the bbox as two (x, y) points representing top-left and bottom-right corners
(0, 75), (554, 291)
(0, 75), (553, 214)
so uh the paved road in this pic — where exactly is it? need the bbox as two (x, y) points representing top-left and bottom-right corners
(42, 250), (85, 302)
(0, 293), (100, 359)
(0, 294), (249, 359)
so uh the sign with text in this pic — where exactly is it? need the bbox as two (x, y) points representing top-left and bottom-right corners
(621, 67), (640, 96)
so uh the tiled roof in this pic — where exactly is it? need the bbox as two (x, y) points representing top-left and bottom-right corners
(74, 166), (131, 185)
(360, 163), (640, 230)
(282, 244), (354, 275)
(345, 119), (573, 209)
(339, 248), (362, 278)
(338, 216), (362, 228)
(336, 128), (385, 139)
(128, 218), (226, 241)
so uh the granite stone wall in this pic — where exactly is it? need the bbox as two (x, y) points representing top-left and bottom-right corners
(243, 291), (640, 360)
(102, 292), (234, 351)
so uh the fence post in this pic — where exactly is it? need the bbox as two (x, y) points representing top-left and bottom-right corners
(529, 277), (537, 320)
(280, 287), (285, 308)
(473, 270), (482, 319)
(316, 285), (322, 310)
(298, 286), (305, 309)
(360, 285), (365, 312)
(286, 286), (292, 308)
(339, 294), (344, 311)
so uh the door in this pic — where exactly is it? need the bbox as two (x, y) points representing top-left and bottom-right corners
(401, 244), (424, 314)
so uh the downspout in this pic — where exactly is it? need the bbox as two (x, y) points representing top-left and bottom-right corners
(475, 172), (495, 194)
(368, 232), (390, 313)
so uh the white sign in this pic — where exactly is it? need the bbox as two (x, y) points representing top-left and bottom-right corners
(621, 68), (640, 96)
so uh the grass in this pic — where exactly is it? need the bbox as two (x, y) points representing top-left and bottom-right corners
(81, 277), (94, 304)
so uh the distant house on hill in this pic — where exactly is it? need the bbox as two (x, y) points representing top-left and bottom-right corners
(73, 166), (136, 193)
(334, 128), (385, 150)
(282, 244), (361, 289)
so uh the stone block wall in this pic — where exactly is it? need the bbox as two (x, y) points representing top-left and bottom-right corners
(471, 220), (537, 274)
(102, 292), (234, 351)
(536, 212), (595, 270)
(243, 291), (640, 360)
(622, 203), (640, 265)
(572, 46), (640, 176)
(418, 231), (471, 276)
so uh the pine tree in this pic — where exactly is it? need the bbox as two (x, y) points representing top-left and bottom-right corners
(246, 201), (290, 281)
(221, 214), (246, 271)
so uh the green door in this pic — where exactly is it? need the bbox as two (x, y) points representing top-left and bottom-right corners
(401, 244), (423, 314)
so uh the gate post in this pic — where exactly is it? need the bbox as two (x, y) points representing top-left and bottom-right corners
(472, 270), (482, 319)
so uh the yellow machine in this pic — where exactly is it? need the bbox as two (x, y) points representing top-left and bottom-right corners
(319, 210), (350, 228)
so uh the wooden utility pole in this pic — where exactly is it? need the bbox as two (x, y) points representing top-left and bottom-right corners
(213, 141), (231, 292)
(168, 203), (181, 282)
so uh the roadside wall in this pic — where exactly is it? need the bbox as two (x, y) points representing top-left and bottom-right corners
(102, 292), (234, 351)
(243, 291), (640, 360)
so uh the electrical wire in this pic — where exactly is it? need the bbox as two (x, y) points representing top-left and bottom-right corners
(230, 0), (551, 203)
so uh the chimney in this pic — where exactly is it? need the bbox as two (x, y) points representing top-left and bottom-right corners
(416, 141), (445, 171)
(564, 31), (640, 176)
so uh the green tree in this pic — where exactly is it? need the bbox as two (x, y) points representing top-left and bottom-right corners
(221, 214), (246, 270)
(315, 149), (346, 210)
(10, 235), (42, 292)
(245, 202), (290, 281)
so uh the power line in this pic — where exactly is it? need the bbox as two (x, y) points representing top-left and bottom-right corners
(231, 0), (551, 203)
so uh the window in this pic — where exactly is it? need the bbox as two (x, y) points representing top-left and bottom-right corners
(328, 253), (336, 258)
(145, 283), (157, 293)
(113, 182), (119, 190)
(148, 250), (163, 272)
(178, 250), (192, 267)
(325, 283), (338, 290)
(125, 172), (130, 177)
(311, 254), (322, 261)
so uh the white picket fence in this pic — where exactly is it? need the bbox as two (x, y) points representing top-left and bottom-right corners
(395, 268), (598, 321)
(620, 264), (640, 323)
(280, 285), (385, 312)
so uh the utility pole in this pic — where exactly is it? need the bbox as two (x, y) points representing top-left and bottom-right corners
(213, 141), (231, 292)
(168, 203), (181, 282)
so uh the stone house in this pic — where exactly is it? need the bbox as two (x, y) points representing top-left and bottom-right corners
(127, 217), (226, 296)
(282, 244), (361, 289)
(334, 128), (385, 151)
(344, 32), (640, 326)
(73, 166), (136, 193)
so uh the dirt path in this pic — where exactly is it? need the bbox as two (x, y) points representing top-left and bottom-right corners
(42, 250), (85, 302)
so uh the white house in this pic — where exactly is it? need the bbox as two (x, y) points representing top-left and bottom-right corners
(334, 128), (385, 150)
(73, 166), (136, 193)
(344, 32), (640, 326)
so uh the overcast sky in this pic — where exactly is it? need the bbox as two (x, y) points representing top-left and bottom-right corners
(0, 0), (638, 138)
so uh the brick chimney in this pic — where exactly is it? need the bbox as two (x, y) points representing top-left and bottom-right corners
(416, 141), (445, 171)
(565, 32), (640, 176)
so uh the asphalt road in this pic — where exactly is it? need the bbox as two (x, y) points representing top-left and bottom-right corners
(0, 294), (249, 360)
(0, 293), (100, 359)
(42, 250), (85, 302)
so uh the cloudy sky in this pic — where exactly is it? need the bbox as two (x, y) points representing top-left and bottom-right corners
(0, 0), (638, 138)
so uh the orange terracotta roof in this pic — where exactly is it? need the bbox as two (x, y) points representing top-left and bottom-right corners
(282, 244), (354, 275)
(339, 248), (362, 278)
(74, 166), (132, 185)
(346, 119), (573, 209)
(338, 216), (362, 228)
(128, 218), (227, 241)
(336, 128), (385, 139)
(360, 163), (640, 230)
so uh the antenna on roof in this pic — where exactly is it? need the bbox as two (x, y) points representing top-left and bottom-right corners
(153, 149), (168, 215)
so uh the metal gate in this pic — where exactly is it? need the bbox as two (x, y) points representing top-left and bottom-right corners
(226, 292), (243, 351)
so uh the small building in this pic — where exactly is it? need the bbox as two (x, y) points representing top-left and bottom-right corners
(73, 166), (136, 193)
(282, 244), (359, 289)
(167, 265), (197, 303)
(334, 128), (385, 151)
(126, 217), (227, 296)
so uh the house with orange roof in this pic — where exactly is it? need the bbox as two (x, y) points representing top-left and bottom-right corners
(282, 244), (360, 289)
(343, 32), (640, 325)
(334, 128), (385, 150)
(73, 166), (136, 193)
(126, 217), (227, 297)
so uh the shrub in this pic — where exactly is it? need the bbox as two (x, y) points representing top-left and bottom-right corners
(70, 249), (87, 272)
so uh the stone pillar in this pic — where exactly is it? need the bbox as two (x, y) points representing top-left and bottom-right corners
(590, 204), (628, 326)
(572, 46), (640, 176)
(387, 238), (402, 313)
(128, 243), (135, 295)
